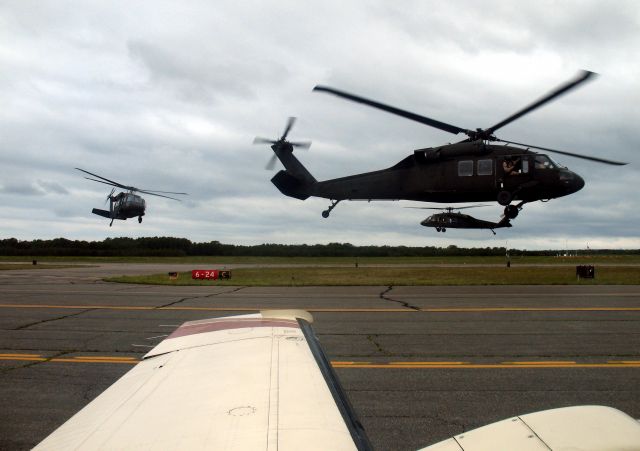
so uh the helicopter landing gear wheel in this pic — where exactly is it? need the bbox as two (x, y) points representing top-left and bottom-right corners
(138, 216), (142, 223)
(497, 190), (512, 206)
(436, 227), (441, 232)
(322, 199), (341, 218)
(442, 228), (446, 232)
(504, 205), (519, 219)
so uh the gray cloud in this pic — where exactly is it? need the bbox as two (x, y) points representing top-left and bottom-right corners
(0, 0), (638, 249)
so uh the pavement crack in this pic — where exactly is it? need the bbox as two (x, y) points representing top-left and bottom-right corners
(366, 334), (389, 356)
(13, 309), (95, 330)
(379, 285), (420, 310)
(155, 286), (246, 309)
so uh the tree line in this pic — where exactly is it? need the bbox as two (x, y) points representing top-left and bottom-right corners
(0, 237), (637, 257)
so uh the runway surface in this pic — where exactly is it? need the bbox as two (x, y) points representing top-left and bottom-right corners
(1, 263), (639, 450)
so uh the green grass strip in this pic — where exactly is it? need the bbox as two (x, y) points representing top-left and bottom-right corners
(105, 266), (640, 286)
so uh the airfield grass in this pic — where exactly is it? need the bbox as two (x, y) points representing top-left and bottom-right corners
(2, 255), (640, 265)
(106, 265), (640, 286)
(0, 263), (77, 271)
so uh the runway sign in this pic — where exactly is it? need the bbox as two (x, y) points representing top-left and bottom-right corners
(192, 270), (232, 280)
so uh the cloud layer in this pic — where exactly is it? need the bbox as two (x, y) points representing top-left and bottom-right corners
(1, 1), (638, 249)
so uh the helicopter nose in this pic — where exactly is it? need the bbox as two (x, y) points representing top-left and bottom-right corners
(560, 170), (584, 194)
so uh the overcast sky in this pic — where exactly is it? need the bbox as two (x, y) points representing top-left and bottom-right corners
(1, 0), (638, 250)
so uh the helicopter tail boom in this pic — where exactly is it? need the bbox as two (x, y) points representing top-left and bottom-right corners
(271, 170), (313, 200)
(91, 208), (112, 219)
(270, 142), (317, 200)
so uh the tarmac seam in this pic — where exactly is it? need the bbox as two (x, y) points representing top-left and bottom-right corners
(154, 286), (246, 309)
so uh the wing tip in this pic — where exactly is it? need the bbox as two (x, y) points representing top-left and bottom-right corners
(261, 309), (313, 323)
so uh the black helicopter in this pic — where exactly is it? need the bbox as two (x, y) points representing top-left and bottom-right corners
(76, 168), (187, 226)
(407, 205), (511, 235)
(254, 71), (626, 221)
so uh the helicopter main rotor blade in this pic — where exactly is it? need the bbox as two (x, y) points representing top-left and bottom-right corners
(498, 139), (628, 165)
(451, 204), (492, 210)
(84, 177), (123, 189)
(139, 189), (188, 195)
(483, 70), (597, 138)
(76, 168), (128, 189)
(405, 203), (491, 210)
(137, 191), (183, 201)
(313, 86), (469, 135)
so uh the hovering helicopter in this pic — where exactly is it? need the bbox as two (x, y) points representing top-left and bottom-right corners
(254, 71), (626, 221)
(76, 168), (187, 226)
(407, 205), (511, 235)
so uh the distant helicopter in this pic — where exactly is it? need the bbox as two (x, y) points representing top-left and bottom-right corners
(407, 205), (511, 235)
(254, 71), (626, 222)
(76, 168), (187, 226)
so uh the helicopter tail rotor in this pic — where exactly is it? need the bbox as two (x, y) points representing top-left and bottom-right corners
(104, 188), (116, 205)
(254, 117), (311, 170)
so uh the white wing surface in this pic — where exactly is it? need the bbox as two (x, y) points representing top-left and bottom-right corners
(419, 405), (640, 451)
(35, 310), (371, 451)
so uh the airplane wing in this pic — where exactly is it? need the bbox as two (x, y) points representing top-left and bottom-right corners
(34, 310), (640, 450)
(419, 405), (640, 450)
(34, 310), (371, 451)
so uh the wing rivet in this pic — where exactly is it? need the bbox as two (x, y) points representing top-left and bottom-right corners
(228, 406), (256, 416)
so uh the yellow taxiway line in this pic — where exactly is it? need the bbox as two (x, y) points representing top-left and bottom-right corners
(1, 304), (639, 313)
(2, 354), (640, 368)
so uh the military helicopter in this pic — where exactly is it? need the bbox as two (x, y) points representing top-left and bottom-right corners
(76, 168), (187, 226)
(407, 205), (511, 235)
(254, 71), (626, 221)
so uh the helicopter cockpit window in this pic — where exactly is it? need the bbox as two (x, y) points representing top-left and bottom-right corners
(458, 160), (473, 176)
(535, 155), (555, 169)
(477, 159), (493, 176)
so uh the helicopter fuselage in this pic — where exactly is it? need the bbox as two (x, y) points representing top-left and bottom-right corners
(421, 211), (510, 232)
(112, 192), (146, 219)
(303, 141), (585, 204)
(92, 192), (146, 222)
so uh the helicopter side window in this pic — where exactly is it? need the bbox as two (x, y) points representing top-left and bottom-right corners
(477, 159), (493, 176)
(458, 160), (473, 176)
(535, 155), (554, 169)
(502, 157), (523, 175)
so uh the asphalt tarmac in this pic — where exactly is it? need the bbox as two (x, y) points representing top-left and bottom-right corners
(1, 263), (639, 450)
